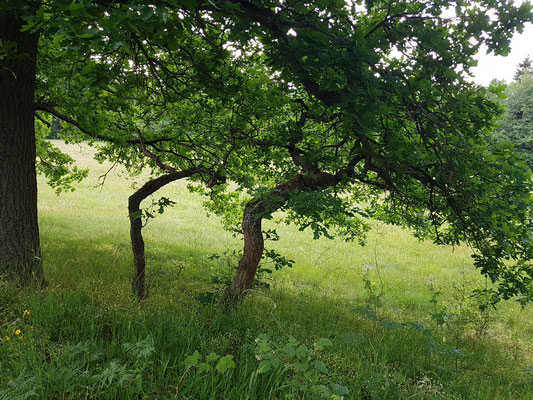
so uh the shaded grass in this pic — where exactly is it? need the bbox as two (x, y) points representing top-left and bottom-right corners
(0, 141), (532, 399)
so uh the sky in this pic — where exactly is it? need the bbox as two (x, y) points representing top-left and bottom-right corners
(471, 23), (533, 86)
(470, 0), (532, 86)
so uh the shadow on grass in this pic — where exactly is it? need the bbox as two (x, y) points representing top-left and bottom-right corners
(23, 233), (532, 399)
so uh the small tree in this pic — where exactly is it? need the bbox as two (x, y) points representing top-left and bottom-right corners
(210, 0), (533, 303)
(492, 67), (533, 168)
(34, 5), (288, 299)
(514, 55), (533, 81)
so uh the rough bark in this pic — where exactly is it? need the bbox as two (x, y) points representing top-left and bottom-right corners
(129, 167), (200, 300)
(225, 200), (266, 301)
(226, 171), (346, 301)
(0, 3), (44, 285)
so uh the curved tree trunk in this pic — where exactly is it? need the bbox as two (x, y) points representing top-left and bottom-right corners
(227, 172), (344, 302)
(129, 168), (200, 300)
(226, 200), (265, 301)
(0, 3), (44, 285)
(129, 195), (147, 300)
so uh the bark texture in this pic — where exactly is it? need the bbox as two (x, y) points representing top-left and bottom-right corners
(0, 3), (44, 284)
(225, 200), (265, 301)
(129, 168), (200, 300)
(227, 172), (344, 301)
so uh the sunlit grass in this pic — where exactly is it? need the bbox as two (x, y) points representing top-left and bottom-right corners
(0, 141), (531, 399)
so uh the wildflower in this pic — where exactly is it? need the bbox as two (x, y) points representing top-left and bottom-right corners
(15, 329), (21, 335)
(23, 310), (30, 316)
(5, 337), (9, 341)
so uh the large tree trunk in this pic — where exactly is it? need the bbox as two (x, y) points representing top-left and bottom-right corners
(128, 168), (200, 300)
(0, 3), (44, 285)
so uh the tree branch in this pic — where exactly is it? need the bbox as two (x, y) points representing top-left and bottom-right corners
(35, 102), (172, 145)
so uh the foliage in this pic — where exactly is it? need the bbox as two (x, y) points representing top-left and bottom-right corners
(492, 72), (533, 168)
(514, 55), (533, 81)
(33, 116), (88, 194)
(254, 334), (349, 399)
(208, 0), (533, 302)
(35, 142), (88, 194)
(184, 350), (236, 374)
(428, 276), (495, 340)
(130, 196), (177, 227)
(20, 0), (533, 303)
(0, 371), (37, 400)
(204, 240), (294, 297)
(284, 191), (370, 244)
(354, 264), (385, 321)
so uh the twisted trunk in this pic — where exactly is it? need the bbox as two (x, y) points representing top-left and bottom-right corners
(226, 200), (265, 300)
(0, 3), (44, 285)
(129, 168), (200, 300)
(227, 172), (343, 301)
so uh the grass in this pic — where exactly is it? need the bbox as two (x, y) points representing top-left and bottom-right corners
(1, 141), (532, 399)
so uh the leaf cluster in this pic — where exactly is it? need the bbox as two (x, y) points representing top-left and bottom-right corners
(28, 0), (533, 303)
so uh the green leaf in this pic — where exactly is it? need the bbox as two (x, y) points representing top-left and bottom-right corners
(270, 357), (281, 368)
(215, 355), (235, 373)
(331, 383), (350, 395)
(311, 384), (332, 398)
(205, 352), (220, 364)
(20, 21), (38, 32)
(281, 346), (296, 359)
(257, 360), (271, 374)
(69, 2), (83, 12)
(296, 344), (309, 359)
(184, 350), (201, 368)
(197, 362), (210, 373)
(313, 360), (329, 374)
(78, 27), (99, 39)
(315, 338), (333, 349)
(129, 210), (142, 221)
(141, 8), (154, 21)
(293, 362), (308, 372)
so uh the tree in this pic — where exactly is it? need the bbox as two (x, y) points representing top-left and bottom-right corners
(206, 0), (533, 302)
(2, 0), (235, 285)
(514, 55), (532, 80)
(41, 0), (533, 304)
(0, 1), (44, 284)
(492, 68), (533, 168)
(3, 0), (533, 306)
(33, 5), (287, 299)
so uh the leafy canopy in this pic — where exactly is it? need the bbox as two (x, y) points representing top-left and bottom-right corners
(492, 71), (533, 168)
(28, 0), (533, 303)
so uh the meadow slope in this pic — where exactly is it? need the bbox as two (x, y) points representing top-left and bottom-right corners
(0, 141), (532, 399)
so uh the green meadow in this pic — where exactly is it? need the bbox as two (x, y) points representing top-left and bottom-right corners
(1, 141), (532, 399)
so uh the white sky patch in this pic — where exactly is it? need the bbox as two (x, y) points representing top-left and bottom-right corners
(351, 0), (531, 87)
(470, 0), (532, 86)
(470, 23), (533, 86)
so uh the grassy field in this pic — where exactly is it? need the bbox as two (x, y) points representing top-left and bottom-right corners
(1, 141), (532, 399)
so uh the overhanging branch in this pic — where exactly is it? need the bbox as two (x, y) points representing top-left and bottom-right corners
(35, 102), (172, 146)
